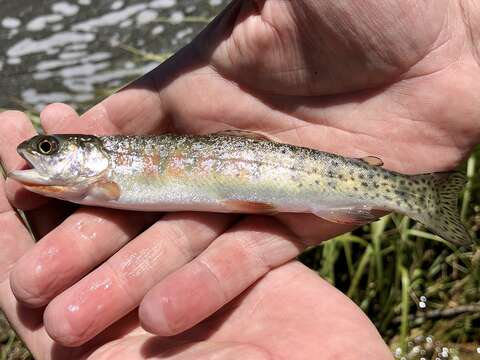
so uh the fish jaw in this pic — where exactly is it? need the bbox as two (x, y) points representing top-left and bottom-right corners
(8, 169), (89, 200)
(9, 169), (54, 185)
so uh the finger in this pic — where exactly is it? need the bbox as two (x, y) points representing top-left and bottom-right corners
(39, 102), (81, 134)
(0, 111), (48, 210)
(0, 109), (77, 236)
(42, 212), (233, 346)
(41, 77), (168, 136)
(0, 277), (146, 360)
(0, 112), (39, 278)
(0, 111), (36, 170)
(139, 216), (302, 336)
(0, 175), (34, 279)
(10, 208), (159, 308)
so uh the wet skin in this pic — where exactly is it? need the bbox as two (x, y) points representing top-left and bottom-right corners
(1, 0), (480, 359)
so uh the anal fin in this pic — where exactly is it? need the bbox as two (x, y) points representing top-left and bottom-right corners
(314, 207), (385, 225)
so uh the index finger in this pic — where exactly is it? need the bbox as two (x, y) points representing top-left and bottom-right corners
(0, 112), (37, 278)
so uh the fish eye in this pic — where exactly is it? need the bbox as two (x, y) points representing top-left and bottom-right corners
(37, 137), (59, 155)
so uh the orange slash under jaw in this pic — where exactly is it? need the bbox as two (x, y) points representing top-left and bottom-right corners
(23, 183), (88, 200)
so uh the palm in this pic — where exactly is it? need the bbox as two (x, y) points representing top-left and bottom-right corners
(1, 0), (479, 359)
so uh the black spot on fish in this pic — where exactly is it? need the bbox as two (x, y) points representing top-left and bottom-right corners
(359, 174), (365, 180)
(399, 180), (405, 186)
(353, 187), (359, 191)
(361, 182), (368, 187)
(373, 182), (379, 188)
(338, 174), (344, 180)
(327, 170), (334, 178)
(298, 183), (303, 188)
(332, 161), (339, 167)
(328, 181), (336, 189)
(315, 180), (320, 185)
(384, 196), (392, 201)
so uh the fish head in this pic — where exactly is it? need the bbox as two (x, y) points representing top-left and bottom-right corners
(9, 134), (109, 198)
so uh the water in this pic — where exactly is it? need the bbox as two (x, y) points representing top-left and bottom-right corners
(0, 0), (227, 112)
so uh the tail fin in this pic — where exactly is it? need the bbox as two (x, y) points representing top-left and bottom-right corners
(410, 172), (472, 246)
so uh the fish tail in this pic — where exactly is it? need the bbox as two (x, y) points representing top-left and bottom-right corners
(409, 172), (472, 246)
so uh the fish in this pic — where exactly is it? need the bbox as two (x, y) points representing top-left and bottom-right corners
(8, 131), (472, 245)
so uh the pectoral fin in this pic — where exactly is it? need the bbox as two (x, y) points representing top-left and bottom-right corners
(314, 207), (385, 225)
(87, 181), (121, 201)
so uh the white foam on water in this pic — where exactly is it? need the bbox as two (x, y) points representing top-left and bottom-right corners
(169, 10), (184, 24)
(111, 0), (124, 10)
(209, 0), (223, 6)
(72, 4), (147, 31)
(52, 1), (80, 16)
(149, 0), (176, 9)
(26, 14), (63, 32)
(151, 24), (164, 35)
(2, 17), (21, 29)
(7, 31), (95, 57)
(137, 9), (158, 25)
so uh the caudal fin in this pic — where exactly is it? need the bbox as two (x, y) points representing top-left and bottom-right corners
(410, 172), (472, 246)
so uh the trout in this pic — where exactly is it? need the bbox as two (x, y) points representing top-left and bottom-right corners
(9, 132), (471, 245)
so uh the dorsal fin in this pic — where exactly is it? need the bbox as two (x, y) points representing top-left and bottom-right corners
(214, 129), (274, 142)
(358, 156), (384, 167)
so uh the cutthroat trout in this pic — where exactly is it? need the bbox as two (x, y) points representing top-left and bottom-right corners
(9, 132), (471, 245)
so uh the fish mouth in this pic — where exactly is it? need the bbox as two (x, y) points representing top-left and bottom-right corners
(8, 168), (54, 186)
(8, 148), (54, 186)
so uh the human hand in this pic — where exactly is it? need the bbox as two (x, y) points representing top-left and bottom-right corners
(0, 134), (391, 357)
(2, 0), (480, 356)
